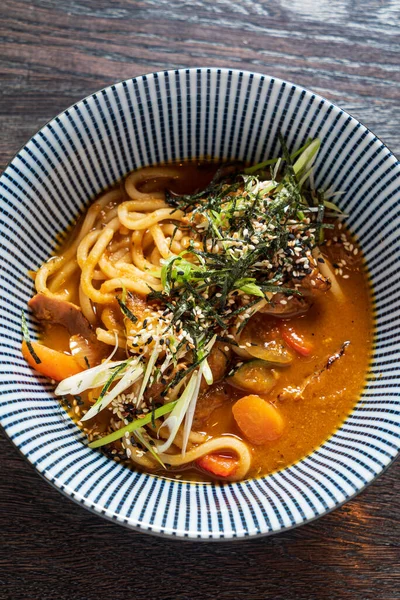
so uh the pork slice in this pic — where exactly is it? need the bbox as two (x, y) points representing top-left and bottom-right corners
(260, 293), (311, 318)
(260, 264), (331, 319)
(193, 384), (230, 429)
(298, 266), (331, 293)
(28, 293), (96, 343)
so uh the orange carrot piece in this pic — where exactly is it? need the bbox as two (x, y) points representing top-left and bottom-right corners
(280, 323), (313, 357)
(196, 454), (238, 478)
(232, 394), (284, 445)
(21, 340), (83, 381)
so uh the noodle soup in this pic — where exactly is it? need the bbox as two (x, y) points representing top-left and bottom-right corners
(22, 142), (373, 482)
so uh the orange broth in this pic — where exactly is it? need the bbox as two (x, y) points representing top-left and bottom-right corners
(41, 161), (374, 481)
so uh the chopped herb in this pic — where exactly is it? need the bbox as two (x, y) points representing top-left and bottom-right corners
(89, 400), (177, 448)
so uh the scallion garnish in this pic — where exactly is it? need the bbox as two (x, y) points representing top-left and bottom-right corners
(88, 401), (177, 448)
(133, 427), (166, 469)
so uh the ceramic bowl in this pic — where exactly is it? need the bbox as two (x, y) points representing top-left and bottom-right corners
(1, 68), (399, 540)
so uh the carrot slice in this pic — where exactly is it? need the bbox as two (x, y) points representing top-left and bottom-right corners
(21, 340), (83, 381)
(280, 323), (313, 357)
(196, 454), (238, 478)
(232, 394), (284, 445)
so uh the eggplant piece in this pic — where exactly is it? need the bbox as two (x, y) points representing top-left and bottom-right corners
(240, 314), (294, 365)
(228, 360), (279, 395)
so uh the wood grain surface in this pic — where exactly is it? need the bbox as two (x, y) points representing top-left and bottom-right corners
(1, 1), (400, 599)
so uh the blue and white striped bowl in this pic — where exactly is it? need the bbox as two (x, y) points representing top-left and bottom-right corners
(1, 68), (399, 540)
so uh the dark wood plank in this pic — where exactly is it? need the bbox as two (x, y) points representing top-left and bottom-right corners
(1, 1), (400, 599)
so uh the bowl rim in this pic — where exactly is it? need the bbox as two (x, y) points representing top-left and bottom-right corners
(1, 66), (399, 540)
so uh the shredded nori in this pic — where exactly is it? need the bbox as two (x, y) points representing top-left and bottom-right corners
(117, 295), (138, 323)
(21, 310), (41, 364)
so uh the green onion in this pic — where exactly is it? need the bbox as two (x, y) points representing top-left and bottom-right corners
(135, 343), (160, 408)
(133, 427), (166, 469)
(243, 157), (279, 175)
(88, 401), (177, 448)
(81, 363), (143, 422)
(157, 371), (199, 454)
(55, 358), (128, 397)
(94, 361), (130, 403)
(235, 280), (265, 298)
(293, 138), (321, 177)
(323, 199), (344, 213)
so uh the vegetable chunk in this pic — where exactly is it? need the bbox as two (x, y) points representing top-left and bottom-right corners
(280, 323), (313, 356)
(232, 394), (284, 445)
(196, 454), (238, 478)
(21, 340), (83, 381)
(228, 360), (278, 394)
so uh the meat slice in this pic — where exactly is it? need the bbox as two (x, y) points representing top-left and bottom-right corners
(193, 385), (230, 429)
(29, 293), (96, 342)
(260, 293), (311, 318)
(260, 263), (331, 318)
(299, 266), (331, 293)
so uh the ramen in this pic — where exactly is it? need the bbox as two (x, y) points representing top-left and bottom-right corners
(22, 139), (373, 481)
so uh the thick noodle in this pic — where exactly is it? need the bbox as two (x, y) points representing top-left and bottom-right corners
(31, 165), (256, 481)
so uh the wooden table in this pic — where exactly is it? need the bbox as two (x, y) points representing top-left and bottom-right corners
(1, 2), (399, 599)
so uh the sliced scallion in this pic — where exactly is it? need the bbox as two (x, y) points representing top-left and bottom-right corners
(88, 401), (177, 448)
(133, 427), (166, 469)
(81, 363), (143, 422)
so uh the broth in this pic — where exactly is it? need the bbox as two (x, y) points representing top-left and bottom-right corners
(29, 160), (373, 481)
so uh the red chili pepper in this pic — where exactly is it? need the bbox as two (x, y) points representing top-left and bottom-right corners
(280, 323), (313, 357)
(196, 454), (238, 478)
